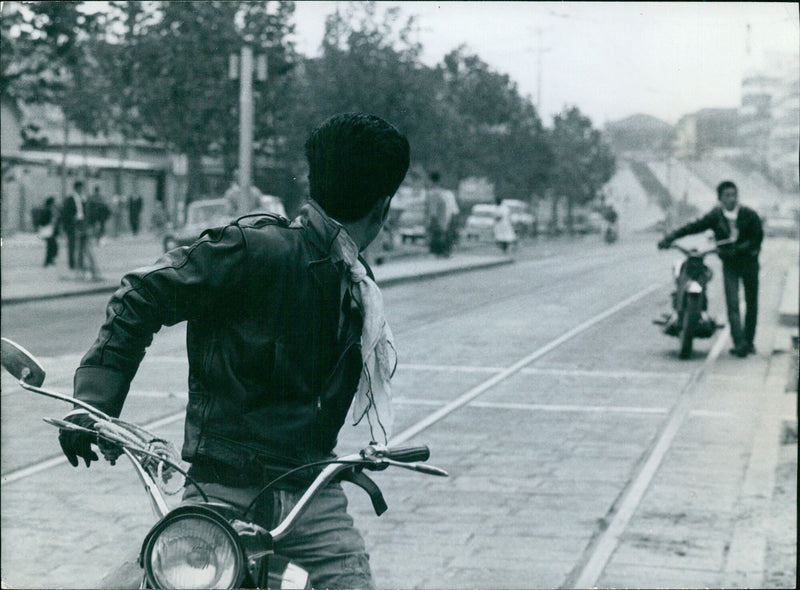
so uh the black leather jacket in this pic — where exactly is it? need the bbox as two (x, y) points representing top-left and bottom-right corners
(74, 202), (365, 477)
(667, 205), (763, 267)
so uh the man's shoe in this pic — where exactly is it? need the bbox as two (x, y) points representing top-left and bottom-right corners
(744, 343), (756, 355)
(730, 346), (748, 358)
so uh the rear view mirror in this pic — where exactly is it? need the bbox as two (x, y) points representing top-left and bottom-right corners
(1, 338), (45, 387)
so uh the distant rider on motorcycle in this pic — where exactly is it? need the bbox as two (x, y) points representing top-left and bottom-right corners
(658, 180), (763, 357)
(57, 113), (411, 589)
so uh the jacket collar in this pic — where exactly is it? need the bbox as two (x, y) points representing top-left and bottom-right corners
(296, 200), (343, 259)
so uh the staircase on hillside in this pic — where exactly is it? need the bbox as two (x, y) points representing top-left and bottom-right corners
(629, 161), (673, 210)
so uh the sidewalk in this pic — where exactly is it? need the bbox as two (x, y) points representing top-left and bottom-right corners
(593, 238), (798, 589)
(1, 232), (513, 305)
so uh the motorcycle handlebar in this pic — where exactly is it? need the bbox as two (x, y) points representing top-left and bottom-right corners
(669, 237), (736, 258)
(268, 444), (447, 542)
(383, 445), (430, 463)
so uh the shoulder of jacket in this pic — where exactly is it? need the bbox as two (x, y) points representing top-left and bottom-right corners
(234, 212), (292, 230)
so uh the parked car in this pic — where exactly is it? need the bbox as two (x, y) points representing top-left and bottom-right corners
(162, 195), (287, 252)
(464, 203), (498, 241)
(570, 210), (604, 234)
(501, 199), (537, 237)
(163, 199), (230, 251)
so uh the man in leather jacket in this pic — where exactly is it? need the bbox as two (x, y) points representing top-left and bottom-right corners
(658, 180), (764, 357)
(58, 113), (410, 589)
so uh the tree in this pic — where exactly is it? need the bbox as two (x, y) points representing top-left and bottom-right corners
(2, 1), (108, 196)
(549, 106), (616, 232)
(438, 47), (550, 200)
(293, 3), (444, 172)
(119, 1), (297, 203)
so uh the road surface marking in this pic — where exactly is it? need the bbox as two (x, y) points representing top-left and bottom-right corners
(394, 397), (668, 414)
(568, 326), (730, 589)
(399, 363), (684, 380)
(390, 282), (665, 445)
(1, 412), (185, 485)
(395, 397), (733, 418)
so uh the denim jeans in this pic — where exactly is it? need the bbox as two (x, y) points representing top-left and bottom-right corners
(100, 482), (374, 589)
(722, 262), (759, 348)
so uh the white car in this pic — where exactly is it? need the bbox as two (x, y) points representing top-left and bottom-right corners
(501, 199), (537, 237)
(464, 203), (499, 241)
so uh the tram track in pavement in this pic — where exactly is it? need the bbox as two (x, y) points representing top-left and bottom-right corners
(2, 267), (725, 587)
(2, 244), (669, 491)
(388, 275), (730, 588)
(390, 242), (660, 339)
(2, 269), (667, 488)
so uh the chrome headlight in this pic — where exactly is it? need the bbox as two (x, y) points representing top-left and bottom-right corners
(141, 505), (245, 589)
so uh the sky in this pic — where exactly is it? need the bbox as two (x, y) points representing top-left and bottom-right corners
(291, 1), (799, 126)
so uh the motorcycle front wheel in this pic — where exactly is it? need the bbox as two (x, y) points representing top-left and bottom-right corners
(679, 295), (701, 359)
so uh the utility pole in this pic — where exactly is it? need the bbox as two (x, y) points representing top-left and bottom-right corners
(230, 41), (268, 215)
(238, 43), (254, 215)
(533, 27), (551, 113)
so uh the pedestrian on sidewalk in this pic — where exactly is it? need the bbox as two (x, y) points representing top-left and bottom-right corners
(33, 196), (59, 267)
(88, 185), (110, 245)
(493, 196), (517, 253)
(66, 180), (102, 281)
(658, 180), (764, 357)
(128, 193), (143, 235)
(56, 113), (410, 589)
(110, 193), (125, 237)
(425, 172), (455, 257)
(59, 185), (80, 270)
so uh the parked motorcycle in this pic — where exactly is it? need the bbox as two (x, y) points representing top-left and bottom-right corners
(653, 239), (733, 359)
(0, 337), (448, 589)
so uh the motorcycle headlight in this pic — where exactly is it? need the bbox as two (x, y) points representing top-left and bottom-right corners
(141, 505), (245, 590)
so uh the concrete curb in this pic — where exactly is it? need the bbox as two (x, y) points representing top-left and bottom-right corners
(2, 284), (122, 306)
(376, 257), (514, 287)
(1, 257), (515, 306)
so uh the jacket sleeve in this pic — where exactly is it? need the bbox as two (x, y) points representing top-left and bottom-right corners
(667, 209), (716, 241)
(730, 209), (764, 258)
(74, 224), (249, 416)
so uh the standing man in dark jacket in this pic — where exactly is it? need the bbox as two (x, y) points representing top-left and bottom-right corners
(659, 180), (764, 357)
(57, 113), (410, 589)
(59, 181), (83, 270)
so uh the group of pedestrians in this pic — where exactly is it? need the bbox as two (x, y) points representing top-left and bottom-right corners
(424, 172), (517, 257)
(31, 181), (145, 281)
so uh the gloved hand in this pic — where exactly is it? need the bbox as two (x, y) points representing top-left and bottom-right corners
(657, 237), (672, 250)
(58, 410), (100, 467)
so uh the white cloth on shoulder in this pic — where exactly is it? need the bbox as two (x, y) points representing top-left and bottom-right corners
(329, 217), (397, 444)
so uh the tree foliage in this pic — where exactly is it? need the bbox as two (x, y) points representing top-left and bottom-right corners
(3, 1), (613, 213)
(549, 106), (616, 229)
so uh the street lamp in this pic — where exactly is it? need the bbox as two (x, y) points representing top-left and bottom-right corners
(229, 42), (268, 214)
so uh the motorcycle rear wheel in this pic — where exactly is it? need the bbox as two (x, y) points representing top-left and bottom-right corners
(679, 295), (701, 359)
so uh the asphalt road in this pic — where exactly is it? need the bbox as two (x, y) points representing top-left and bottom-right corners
(1, 232), (795, 588)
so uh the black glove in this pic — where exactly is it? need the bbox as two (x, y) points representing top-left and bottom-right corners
(58, 411), (100, 467)
(657, 237), (672, 250)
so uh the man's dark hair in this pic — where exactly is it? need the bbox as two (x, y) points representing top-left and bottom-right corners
(305, 113), (410, 222)
(716, 180), (737, 198)
(73, 180), (84, 192)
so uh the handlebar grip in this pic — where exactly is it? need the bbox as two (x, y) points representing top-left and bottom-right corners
(385, 445), (430, 463)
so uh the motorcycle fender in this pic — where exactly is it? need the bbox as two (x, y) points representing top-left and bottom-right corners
(686, 281), (703, 294)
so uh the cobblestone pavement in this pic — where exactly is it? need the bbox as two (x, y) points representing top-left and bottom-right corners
(1, 233), (796, 589)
